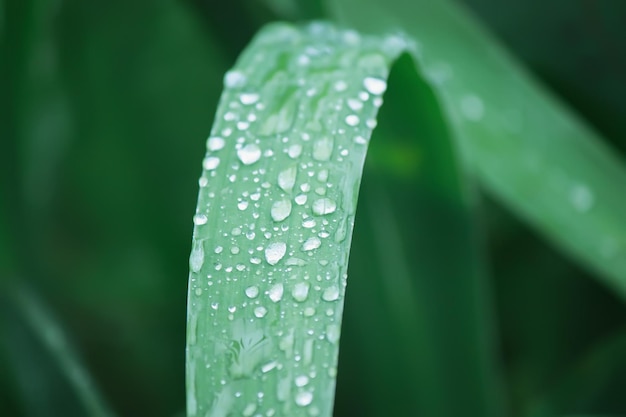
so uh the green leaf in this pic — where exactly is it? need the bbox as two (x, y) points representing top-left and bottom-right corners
(329, 0), (626, 298)
(187, 22), (503, 417)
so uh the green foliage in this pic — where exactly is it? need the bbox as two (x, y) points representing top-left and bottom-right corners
(1, 0), (625, 417)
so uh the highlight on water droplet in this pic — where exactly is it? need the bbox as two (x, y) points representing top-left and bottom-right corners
(265, 242), (287, 265)
(237, 144), (262, 165)
(189, 240), (205, 273)
(240, 92), (260, 105)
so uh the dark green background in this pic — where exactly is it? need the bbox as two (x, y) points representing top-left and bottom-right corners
(1, 1), (625, 416)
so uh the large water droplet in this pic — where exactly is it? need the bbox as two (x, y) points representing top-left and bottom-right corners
(189, 240), (204, 272)
(240, 92), (260, 105)
(271, 199), (292, 222)
(295, 391), (313, 407)
(268, 283), (284, 302)
(203, 156), (220, 171)
(193, 213), (208, 226)
(206, 136), (225, 151)
(322, 285), (339, 301)
(302, 237), (321, 251)
(254, 306), (268, 318)
(224, 70), (247, 88)
(313, 137), (334, 161)
(245, 285), (259, 299)
(312, 198), (337, 216)
(292, 282), (310, 302)
(237, 144), (262, 165)
(278, 166), (297, 193)
(265, 242), (287, 265)
(363, 76), (387, 95)
(288, 144), (302, 159)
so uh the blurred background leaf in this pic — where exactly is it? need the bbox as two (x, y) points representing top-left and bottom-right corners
(1, 0), (625, 416)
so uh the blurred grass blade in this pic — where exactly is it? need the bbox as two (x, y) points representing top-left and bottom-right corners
(329, 0), (626, 298)
(187, 21), (503, 417)
(10, 287), (118, 417)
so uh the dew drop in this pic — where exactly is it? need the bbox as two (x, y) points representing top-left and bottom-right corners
(312, 198), (337, 216)
(347, 98), (363, 111)
(278, 166), (297, 193)
(302, 237), (321, 251)
(237, 200), (249, 211)
(242, 403), (257, 417)
(326, 324), (340, 344)
(295, 375), (309, 387)
(312, 137), (334, 161)
(271, 199), (292, 222)
(304, 307), (315, 317)
(254, 306), (268, 318)
(295, 391), (313, 407)
(224, 70), (246, 88)
(193, 214), (208, 226)
(363, 76), (387, 95)
(240, 92), (260, 105)
(292, 282), (310, 302)
(345, 114), (360, 126)
(288, 144), (303, 159)
(206, 136), (225, 151)
(245, 286), (259, 299)
(265, 242), (287, 265)
(322, 285), (339, 302)
(295, 194), (308, 205)
(354, 135), (367, 145)
(237, 144), (262, 165)
(189, 240), (204, 272)
(203, 156), (220, 171)
(268, 283), (284, 302)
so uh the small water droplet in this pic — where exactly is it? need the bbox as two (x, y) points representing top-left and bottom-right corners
(313, 137), (334, 161)
(242, 403), (257, 417)
(363, 76), (387, 95)
(288, 144), (303, 159)
(261, 361), (278, 373)
(189, 240), (204, 272)
(240, 92), (260, 105)
(302, 237), (321, 251)
(295, 375), (309, 387)
(304, 307), (315, 317)
(326, 324), (340, 344)
(237, 144), (262, 165)
(460, 94), (484, 121)
(347, 98), (363, 111)
(292, 282), (310, 302)
(278, 166), (297, 193)
(312, 198), (337, 216)
(207, 136), (225, 151)
(268, 283), (284, 302)
(334, 80), (348, 92)
(345, 114), (360, 126)
(354, 135), (367, 145)
(193, 214), (208, 225)
(302, 218), (316, 228)
(295, 391), (313, 407)
(295, 194), (307, 205)
(254, 306), (268, 318)
(238, 200), (249, 211)
(265, 242), (287, 265)
(203, 156), (220, 171)
(271, 199), (292, 222)
(245, 285), (259, 299)
(224, 70), (246, 88)
(322, 285), (339, 301)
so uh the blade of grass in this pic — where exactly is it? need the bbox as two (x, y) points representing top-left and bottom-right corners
(187, 21), (503, 417)
(329, 0), (626, 299)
